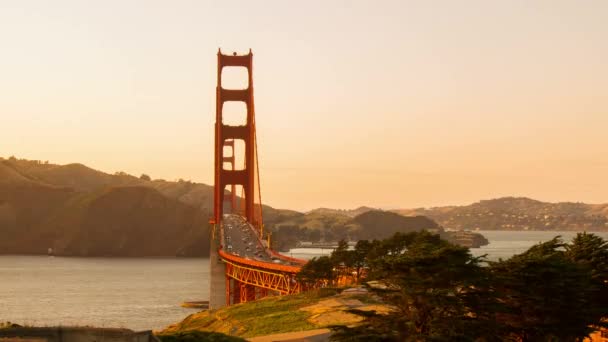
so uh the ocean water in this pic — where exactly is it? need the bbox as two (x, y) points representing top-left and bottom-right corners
(2, 230), (608, 330)
(287, 230), (608, 261)
(470, 230), (608, 261)
(0, 257), (209, 331)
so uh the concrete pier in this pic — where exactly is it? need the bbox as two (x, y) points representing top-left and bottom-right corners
(209, 224), (227, 309)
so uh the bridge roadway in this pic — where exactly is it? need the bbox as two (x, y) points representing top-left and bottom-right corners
(221, 214), (301, 267)
(209, 214), (306, 307)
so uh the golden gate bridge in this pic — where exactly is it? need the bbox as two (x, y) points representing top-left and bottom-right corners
(209, 49), (308, 308)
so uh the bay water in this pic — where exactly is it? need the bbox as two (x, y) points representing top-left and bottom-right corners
(2, 230), (607, 330)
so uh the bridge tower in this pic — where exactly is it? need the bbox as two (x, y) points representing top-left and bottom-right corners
(209, 49), (304, 309)
(210, 49), (260, 309)
(213, 49), (258, 227)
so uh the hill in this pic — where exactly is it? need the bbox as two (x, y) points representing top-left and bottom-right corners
(0, 156), (485, 256)
(0, 157), (210, 256)
(48, 186), (209, 257)
(264, 208), (457, 251)
(350, 210), (440, 240)
(2, 157), (214, 212)
(394, 197), (608, 231)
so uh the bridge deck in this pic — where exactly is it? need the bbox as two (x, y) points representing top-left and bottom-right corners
(220, 214), (303, 270)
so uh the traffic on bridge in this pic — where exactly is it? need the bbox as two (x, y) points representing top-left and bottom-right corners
(221, 214), (300, 267)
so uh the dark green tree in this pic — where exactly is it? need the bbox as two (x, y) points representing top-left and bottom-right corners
(330, 232), (608, 341)
(331, 239), (350, 264)
(351, 240), (372, 283)
(332, 231), (496, 341)
(565, 233), (608, 331)
(366, 232), (416, 264)
(489, 236), (606, 341)
(566, 232), (608, 283)
(331, 239), (352, 280)
(296, 256), (335, 288)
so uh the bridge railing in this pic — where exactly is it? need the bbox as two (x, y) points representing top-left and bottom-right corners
(218, 249), (302, 274)
(268, 250), (307, 265)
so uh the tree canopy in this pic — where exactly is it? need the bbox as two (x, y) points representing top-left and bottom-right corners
(308, 231), (608, 341)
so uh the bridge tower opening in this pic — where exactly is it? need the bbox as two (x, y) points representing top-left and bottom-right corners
(213, 49), (260, 229)
(221, 139), (237, 213)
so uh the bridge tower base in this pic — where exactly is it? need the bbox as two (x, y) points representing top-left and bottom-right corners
(209, 225), (227, 309)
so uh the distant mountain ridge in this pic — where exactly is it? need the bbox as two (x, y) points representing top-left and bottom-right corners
(8, 157), (589, 257)
(0, 157), (211, 256)
(1, 157), (451, 256)
(393, 197), (608, 231)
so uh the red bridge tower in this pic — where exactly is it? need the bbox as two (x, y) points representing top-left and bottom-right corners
(213, 49), (258, 227)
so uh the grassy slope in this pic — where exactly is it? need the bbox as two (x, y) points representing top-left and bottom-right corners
(161, 291), (324, 338)
(160, 289), (385, 339)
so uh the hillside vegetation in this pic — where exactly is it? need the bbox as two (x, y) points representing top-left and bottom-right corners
(263, 208), (488, 251)
(0, 157), (489, 256)
(0, 157), (210, 256)
(263, 208), (439, 251)
(160, 288), (386, 339)
(395, 197), (608, 231)
(2, 156), (549, 257)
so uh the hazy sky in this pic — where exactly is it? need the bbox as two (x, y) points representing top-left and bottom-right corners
(1, 1), (607, 211)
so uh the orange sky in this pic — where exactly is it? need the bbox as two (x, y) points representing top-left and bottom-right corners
(1, 1), (607, 211)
